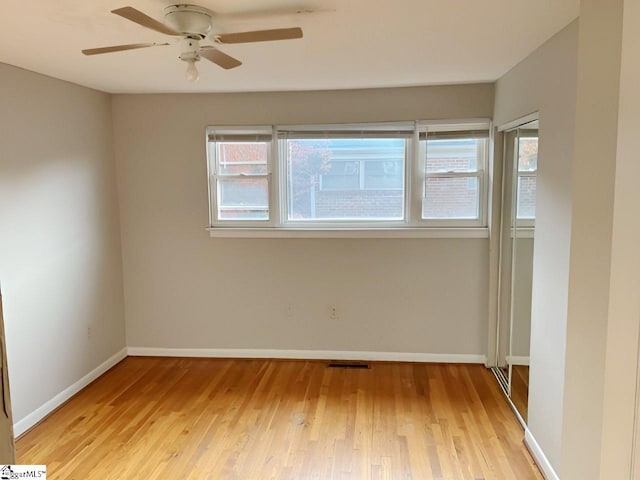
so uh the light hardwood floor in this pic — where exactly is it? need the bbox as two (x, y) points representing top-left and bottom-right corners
(17, 358), (542, 479)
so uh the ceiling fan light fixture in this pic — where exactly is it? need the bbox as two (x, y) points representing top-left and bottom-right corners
(164, 4), (213, 38)
(179, 37), (201, 83)
(82, 5), (304, 79)
(185, 59), (200, 83)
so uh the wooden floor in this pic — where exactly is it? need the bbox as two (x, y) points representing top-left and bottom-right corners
(17, 358), (542, 479)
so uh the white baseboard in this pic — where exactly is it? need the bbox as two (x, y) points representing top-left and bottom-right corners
(127, 347), (487, 364)
(524, 428), (559, 480)
(507, 355), (530, 366)
(13, 347), (128, 437)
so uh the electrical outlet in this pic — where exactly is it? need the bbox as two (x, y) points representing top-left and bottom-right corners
(330, 306), (338, 320)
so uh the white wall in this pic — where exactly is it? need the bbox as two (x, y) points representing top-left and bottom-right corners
(0, 64), (126, 428)
(494, 20), (579, 471)
(561, 2), (622, 477)
(112, 85), (494, 357)
(600, 2), (640, 476)
(562, 0), (640, 478)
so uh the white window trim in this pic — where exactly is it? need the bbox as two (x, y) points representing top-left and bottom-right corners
(417, 120), (490, 228)
(278, 122), (412, 227)
(282, 139), (410, 226)
(207, 126), (275, 228)
(206, 227), (489, 239)
(514, 125), (538, 227)
(206, 119), (492, 238)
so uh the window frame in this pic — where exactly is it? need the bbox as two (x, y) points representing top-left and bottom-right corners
(417, 121), (490, 228)
(278, 123), (412, 227)
(206, 120), (492, 235)
(515, 131), (538, 226)
(206, 126), (276, 227)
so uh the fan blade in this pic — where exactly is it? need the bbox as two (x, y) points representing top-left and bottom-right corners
(199, 46), (242, 69)
(111, 6), (179, 36)
(217, 27), (303, 44)
(82, 42), (169, 55)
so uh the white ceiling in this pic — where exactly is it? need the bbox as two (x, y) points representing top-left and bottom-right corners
(0, 0), (579, 93)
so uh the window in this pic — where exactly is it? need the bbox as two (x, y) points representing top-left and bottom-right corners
(516, 133), (538, 220)
(206, 121), (490, 234)
(282, 136), (408, 221)
(207, 128), (272, 224)
(421, 126), (489, 225)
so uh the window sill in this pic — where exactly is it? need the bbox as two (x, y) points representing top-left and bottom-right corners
(206, 227), (489, 239)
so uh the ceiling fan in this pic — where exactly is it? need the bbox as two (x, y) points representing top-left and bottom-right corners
(82, 5), (304, 82)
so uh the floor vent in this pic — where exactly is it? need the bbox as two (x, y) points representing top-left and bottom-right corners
(327, 361), (370, 369)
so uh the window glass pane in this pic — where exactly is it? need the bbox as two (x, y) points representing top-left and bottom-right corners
(217, 142), (268, 175)
(518, 137), (538, 172)
(364, 160), (404, 189)
(517, 176), (536, 219)
(423, 177), (479, 219)
(321, 160), (360, 190)
(218, 177), (269, 220)
(286, 138), (405, 220)
(426, 138), (482, 173)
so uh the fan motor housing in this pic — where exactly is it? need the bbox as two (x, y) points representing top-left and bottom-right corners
(164, 4), (213, 38)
